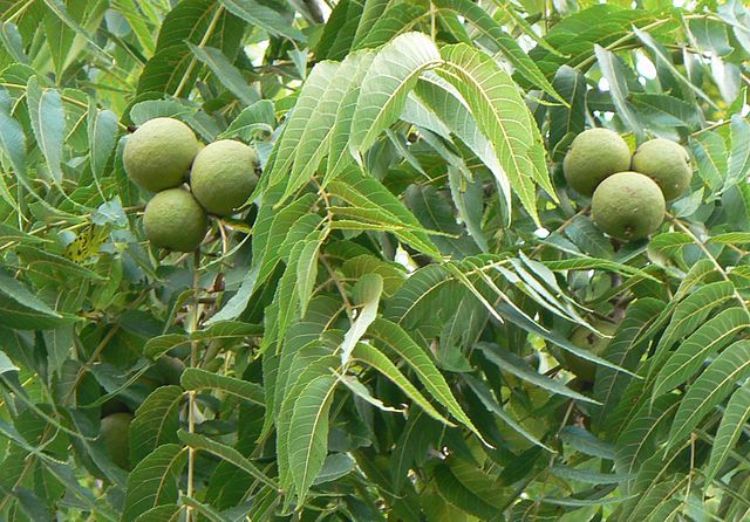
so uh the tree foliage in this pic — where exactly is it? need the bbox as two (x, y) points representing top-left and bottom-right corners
(1, 0), (750, 520)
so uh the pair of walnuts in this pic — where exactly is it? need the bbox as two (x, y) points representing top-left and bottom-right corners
(564, 128), (692, 240)
(124, 117), (259, 252)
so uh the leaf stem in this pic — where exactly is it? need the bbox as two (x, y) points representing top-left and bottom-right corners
(186, 249), (202, 521)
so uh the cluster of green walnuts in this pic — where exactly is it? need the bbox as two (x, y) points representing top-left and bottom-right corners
(124, 117), (259, 252)
(564, 128), (692, 241)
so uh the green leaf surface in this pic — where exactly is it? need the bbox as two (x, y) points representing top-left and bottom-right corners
(122, 444), (188, 521)
(653, 307), (750, 398)
(704, 385), (750, 486)
(27, 76), (65, 185)
(288, 374), (338, 501)
(350, 32), (442, 154)
(668, 340), (750, 447)
(181, 368), (264, 405)
(129, 386), (183, 465)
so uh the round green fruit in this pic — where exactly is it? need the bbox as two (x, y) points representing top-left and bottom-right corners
(563, 128), (631, 196)
(189, 140), (259, 216)
(155, 356), (185, 385)
(631, 138), (691, 200)
(563, 321), (618, 383)
(123, 117), (200, 192)
(143, 188), (208, 252)
(592, 172), (665, 241)
(100, 412), (132, 469)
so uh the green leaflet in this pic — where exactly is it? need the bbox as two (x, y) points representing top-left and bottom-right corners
(368, 317), (486, 444)
(122, 444), (187, 521)
(352, 342), (452, 425)
(438, 44), (553, 225)
(668, 340), (750, 448)
(350, 32), (442, 154)
(652, 307), (750, 399)
(704, 385), (750, 487)
(129, 386), (183, 465)
(287, 374), (338, 501)
(180, 368), (265, 405)
(647, 281), (736, 381)
(340, 273), (383, 363)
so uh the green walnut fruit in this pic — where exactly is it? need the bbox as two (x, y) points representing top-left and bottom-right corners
(563, 128), (632, 196)
(631, 138), (692, 200)
(123, 117), (199, 192)
(143, 188), (208, 252)
(592, 171), (665, 241)
(563, 321), (618, 383)
(155, 356), (185, 385)
(100, 412), (133, 469)
(190, 140), (259, 216)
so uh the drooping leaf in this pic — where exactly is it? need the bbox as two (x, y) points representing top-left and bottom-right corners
(219, 0), (305, 42)
(287, 374), (338, 501)
(369, 318), (486, 443)
(438, 44), (554, 224)
(352, 342), (452, 425)
(653, 307), (750, 398)
(350, 32), (442, 154)
(122, 444), (188, 521)
(26, 76), (65, 185)
(129, 386), (183, 465)
(668, 340), (750, 448)
(704, 385), (750, 486)
(340, 273), (383, 363)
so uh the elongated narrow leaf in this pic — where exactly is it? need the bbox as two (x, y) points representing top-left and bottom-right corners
(350, 32), (442, 154)
(268, 62), (339, 186)
(129, 386), (183, 465)
(325, 52), (375, 181)
(439, 44), (553, 224)
(277, 352), (338, 492)
(463, 374), (552, 451)
(87, 106), (119, 194)
(726, 114), (750, 188)
(369, 318), (485, 443)
(594, 45), (644, 141)
(495, 302), (635, 376)
(550, 466), (631, 484)
(704, 385), (750, 485)
(477, 343), (597, 404)
(352, 4), (427, 50)
(340, 273), (383, 363)
(178, 430), (278, 489)
(27, 76), (65, 185)
(559, 426), (615, 460)
(633, 27), (718, 110)
(137, 0), (244, 96)
(647, 281), (735, 380)
(181, 368), (264, 405)
(413, 74), (511, 212)
(432, 0), (564, 103)
(208, 194), (316, 324)
(122, 444), (187, 521)
(288, 374), (338, 500)
(352, 343), (452, 425)
(653, 307), (750, 398)
(187, 44), (257, 105)
(593, 298), (664, 422)
(614, 394), (679, 476)
(327, 170), (440, 257)
(220, 0), (306, 42)
(0, 108), (26, 203)
(433, 463), (499, 519)
(668, 340), (750, 447)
